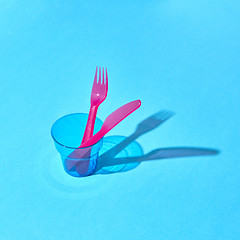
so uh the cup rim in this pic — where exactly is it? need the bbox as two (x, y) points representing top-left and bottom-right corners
(51, 113), (103, 149)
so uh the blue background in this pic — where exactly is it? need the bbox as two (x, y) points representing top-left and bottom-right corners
(1, 1), (240, 239)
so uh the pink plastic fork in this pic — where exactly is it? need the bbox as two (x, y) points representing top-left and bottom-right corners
(81, 66), (108, 143)
(67, 67), (107, 175)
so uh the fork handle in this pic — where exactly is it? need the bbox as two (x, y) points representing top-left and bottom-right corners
(81, 105), (98, 144)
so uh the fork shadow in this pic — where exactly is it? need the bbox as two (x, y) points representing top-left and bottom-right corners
(93, 110), (219, 175)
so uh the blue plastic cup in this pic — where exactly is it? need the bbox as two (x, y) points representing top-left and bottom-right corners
(51, 113), (103, 177)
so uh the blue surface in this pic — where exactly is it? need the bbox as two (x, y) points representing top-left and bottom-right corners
(1, 1), (240, 239)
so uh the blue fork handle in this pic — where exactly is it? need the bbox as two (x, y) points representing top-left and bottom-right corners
(81, 105), (98, 144)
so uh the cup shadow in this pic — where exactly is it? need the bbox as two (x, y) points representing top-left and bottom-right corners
(93, 110), (220, 175)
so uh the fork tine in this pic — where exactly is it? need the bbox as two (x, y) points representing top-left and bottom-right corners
(94, 66), (98, 83)
(105, 68), (108, 87)
(102, 67), (104, 84)
(98, 66), (101, 84)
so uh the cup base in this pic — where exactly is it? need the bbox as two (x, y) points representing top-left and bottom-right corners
(63, 155), (98, 178)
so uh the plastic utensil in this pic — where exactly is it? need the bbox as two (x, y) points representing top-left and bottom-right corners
(80, 99), (141, 148)
(81, 66), (108, 143)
